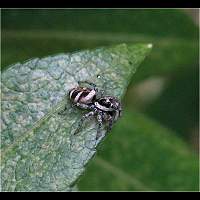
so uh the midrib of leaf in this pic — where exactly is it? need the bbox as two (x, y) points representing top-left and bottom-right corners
(1, 96), (67, 162)
(2, 30), (197, 44)
(94, 157), (151, 191)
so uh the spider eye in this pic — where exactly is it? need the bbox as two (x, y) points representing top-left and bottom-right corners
(106, 102), (111, 106)
(99, 99), (111, 108)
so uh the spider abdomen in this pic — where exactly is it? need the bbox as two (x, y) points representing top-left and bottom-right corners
(69, 87), (96, 104)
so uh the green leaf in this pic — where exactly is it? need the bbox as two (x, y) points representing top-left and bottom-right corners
(144, 66), (199, 139)
(2, 9), (198, 75)
(2, 9), (197, 38)
(78, 110), (199, 191)
(132, 39), (198, 83)
(1, 43), (152, 191)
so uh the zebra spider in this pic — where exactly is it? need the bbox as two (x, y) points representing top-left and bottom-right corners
(62, 80), (122, 139)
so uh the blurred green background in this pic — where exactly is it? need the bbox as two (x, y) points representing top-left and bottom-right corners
(1, 9), (199, 191)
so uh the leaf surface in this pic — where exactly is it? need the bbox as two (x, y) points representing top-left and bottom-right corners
(1, 43), (152, 191)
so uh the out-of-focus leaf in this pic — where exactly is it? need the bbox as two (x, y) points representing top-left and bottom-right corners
(1, 9), (198, 76)
(2, 9), (197, 38)
(1, 43), (152, 191)
(132, 39), (198, 83)
(78, 110), (199, 191)
(144, 66), (199, 138)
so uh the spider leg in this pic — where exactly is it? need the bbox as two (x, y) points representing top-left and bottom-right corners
(58, 101), (78, 115)
(58, 104), (68, 115)
(78, 81), (98, 91)
(96, 111), (104, 140)
(58, 103), (74, 115)
(76, 102), (95, 110)
(102, 113), (114, 132)
(74, 111), (96, 135)
(108, 118), (114, 131)
(78, 80), (105, 98)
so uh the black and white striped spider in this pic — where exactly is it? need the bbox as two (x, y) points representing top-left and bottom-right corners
(62, 81), (122, 139)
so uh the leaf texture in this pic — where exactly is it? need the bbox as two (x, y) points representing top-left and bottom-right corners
(1, 43), (152, 191)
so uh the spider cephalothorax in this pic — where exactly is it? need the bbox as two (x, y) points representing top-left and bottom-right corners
(95, 96), (122, 121)
(62, 81), (122, 139)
